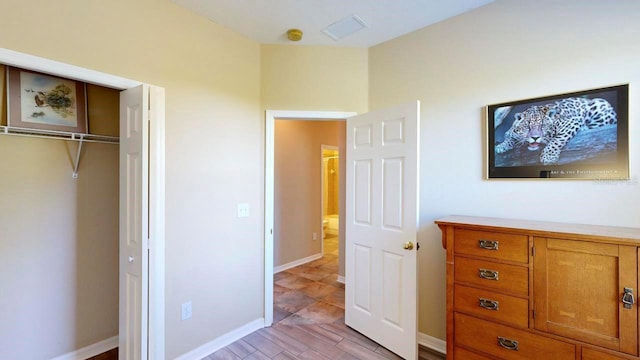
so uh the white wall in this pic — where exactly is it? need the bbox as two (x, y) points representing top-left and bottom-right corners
(369, 0), (640, 339)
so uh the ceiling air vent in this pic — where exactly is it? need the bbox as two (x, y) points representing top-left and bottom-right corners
(321, 14), (368, 41)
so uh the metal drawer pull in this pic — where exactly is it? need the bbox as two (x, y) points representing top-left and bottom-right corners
(479, 239), (499, 250)
(622, 287), (635, 309)
(479, 298), (499, 311)
(497, 336), (519, 351)
(479, 268), (499, 280)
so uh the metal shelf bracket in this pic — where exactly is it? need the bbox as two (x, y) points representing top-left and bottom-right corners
(72, 137), (84, 179)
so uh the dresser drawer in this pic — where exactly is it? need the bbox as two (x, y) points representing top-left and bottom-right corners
(582, 348), (629, 360)
(454, 229), (529, 263)
(455, 257), (528, 296)
(454, 347), (493, 360)
(454, 284), (528, 328)
(455, 313), (575, 359)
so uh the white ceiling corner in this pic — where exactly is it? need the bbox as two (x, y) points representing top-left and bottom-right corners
(170, 0), (494, 47)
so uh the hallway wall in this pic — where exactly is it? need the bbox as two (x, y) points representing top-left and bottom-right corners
(274, 120), (345, 267)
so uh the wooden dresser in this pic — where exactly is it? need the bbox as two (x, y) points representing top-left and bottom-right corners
(436, 216), (640, 360)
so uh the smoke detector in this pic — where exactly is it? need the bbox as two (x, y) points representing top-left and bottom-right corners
(287, 29), (303, 41)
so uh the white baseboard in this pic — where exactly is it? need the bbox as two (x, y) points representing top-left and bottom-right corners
(50, 336), (118, 360)
(274, 253), (323, 273)
(418, 332), (446, 355)
(337, 275), (345, 284)
(175, 318), (264, 360)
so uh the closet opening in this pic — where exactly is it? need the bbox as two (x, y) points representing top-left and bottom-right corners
(0, 48), (165, 360)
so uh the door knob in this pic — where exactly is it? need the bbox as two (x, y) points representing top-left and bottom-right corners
(128, 256), (135, 263)
(403, 241), (414, 250)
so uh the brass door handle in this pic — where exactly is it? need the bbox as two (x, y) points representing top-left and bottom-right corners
(479, 268), (499, 280)
(497, 336), (519, 351)
(479, 239), (499, 250)
(403, 241), (414, 250)
(479, 298), (499, 311)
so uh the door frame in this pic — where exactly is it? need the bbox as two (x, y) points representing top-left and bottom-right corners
(264, 110), (356, 326)
(0, 48), (165, 358)
(320, 144), (340, 255)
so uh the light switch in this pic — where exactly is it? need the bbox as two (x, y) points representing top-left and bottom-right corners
(237, 203), (250, 218)
(181, 301), (192, 320)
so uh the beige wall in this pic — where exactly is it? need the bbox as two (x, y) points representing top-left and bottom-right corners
(7, 0), (635, 355)
(0, 0), (262, 359)
(369, 0), (640, 340)
(274, 120), (345, 266)
(0, 129), (119, 358)
(261, 44), (369, 114)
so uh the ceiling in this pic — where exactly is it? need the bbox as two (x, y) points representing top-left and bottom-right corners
(171, 0), (494, 47)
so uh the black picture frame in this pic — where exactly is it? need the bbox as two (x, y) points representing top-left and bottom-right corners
(487, 84), (629, 179)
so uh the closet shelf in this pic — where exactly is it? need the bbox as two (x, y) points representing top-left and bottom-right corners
(0, 125), (119, 144)
(1, 125), (119, 179)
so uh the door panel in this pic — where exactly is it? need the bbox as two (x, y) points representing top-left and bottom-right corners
(354, 160), (372, 224)
(346, 101), (420, 360)
(119, 85), (149, 360)
(382, 251), (403, 327)
(382, 157), (404, 229)
(534, 237), (638, 355)
(354, 244), (372, 313)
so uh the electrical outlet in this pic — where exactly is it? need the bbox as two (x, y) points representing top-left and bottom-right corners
(312, 232), (318, 241)
(181, 301), (192, 320)
(237, 203), (250, 218)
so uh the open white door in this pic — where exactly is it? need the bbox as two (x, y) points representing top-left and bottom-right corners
(119, 85), (150, 360)
(345, 101), (420, 360)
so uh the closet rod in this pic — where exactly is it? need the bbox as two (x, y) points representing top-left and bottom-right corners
(1, 125), (118, 178)
(0, 125), (119, 145)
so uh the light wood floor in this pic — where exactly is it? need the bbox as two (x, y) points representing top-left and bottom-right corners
(207, 322), (444, 360)
(93, 236), (444, 360)
(206, 235), (444, 360)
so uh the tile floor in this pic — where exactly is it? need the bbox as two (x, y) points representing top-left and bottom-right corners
(272, 235), (344, 326)
(207, 235), (444, 360)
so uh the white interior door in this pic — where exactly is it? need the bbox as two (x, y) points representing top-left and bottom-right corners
(345, 101), (420, 360)
(119, 85), (150, 360)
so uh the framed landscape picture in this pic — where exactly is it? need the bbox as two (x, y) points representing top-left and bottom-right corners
(487, 84), (629, 179)
(7, 66), (87, 133)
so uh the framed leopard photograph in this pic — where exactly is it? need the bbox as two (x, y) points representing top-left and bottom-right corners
(487, 84), (629, 179)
